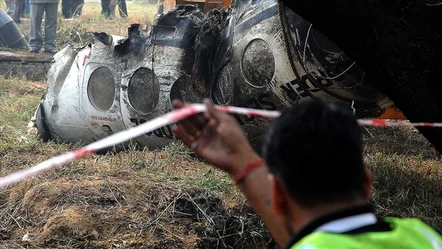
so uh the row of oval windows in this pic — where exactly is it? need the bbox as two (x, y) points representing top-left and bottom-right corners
(87, 39), (277, 113)
(87, 67), (160, 115)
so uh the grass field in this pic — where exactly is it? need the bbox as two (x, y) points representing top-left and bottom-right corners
(5, 0), (158, 48)
(1, 1), (442, 248)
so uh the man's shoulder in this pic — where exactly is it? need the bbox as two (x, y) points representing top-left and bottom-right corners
(290, 217), (442, 249)
(384, 217), (440, 235)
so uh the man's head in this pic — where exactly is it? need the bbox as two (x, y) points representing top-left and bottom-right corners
(264, 99), (369, 210)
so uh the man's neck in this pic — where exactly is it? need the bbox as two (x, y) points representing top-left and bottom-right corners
(288, 199), (369, 234)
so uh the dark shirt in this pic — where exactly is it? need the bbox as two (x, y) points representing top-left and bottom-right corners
(283, 204), (392, 249)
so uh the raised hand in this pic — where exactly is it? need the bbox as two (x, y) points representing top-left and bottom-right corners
(172, 99), (261, 176)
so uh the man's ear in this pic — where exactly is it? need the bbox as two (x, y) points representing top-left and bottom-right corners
(363, 167), (372, 200)
(268, 173), (288, 216)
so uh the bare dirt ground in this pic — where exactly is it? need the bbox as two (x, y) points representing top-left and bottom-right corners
(1, 1), (442, 248)
(0, 141), (272, 248)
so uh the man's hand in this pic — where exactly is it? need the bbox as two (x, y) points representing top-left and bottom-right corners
(173, 98), (290, 245)
(172, 99), (261, 177)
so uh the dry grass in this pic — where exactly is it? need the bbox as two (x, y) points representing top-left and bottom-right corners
(1, 79), (441, 248)
(54, 1), (157, 48)
(12, 1), (158, 50)
(363, 127), (442, 231)
(0, 80), (274, 248)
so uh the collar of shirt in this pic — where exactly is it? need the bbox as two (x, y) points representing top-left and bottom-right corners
(283, 203), (391, 249)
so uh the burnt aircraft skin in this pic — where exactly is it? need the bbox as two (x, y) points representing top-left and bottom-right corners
(36, 0), (393, 149)
(37, 6), (205, 148)
(181, 0), (390, 143)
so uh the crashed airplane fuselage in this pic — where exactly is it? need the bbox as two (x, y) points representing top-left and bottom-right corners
(35, 0), (397, 149)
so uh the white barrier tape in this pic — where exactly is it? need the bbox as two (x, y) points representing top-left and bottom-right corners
(2, 104), (442, 188)
(357, 119), (442, 127)
(0, 104), (204, 188)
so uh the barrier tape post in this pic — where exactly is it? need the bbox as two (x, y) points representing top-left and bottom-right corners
(2, 104), (442, 188)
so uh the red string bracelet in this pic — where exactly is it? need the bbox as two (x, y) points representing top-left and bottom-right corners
(233, 158), (265, 185)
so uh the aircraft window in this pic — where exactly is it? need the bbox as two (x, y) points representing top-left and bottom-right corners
(128, 68), (160, 115)
(170, 75), (190, 102)
(87, 66), (116, 111)
(241, 39), (275, 88)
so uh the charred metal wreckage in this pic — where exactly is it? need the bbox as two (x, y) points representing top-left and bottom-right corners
(35, 0), (398, 149)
